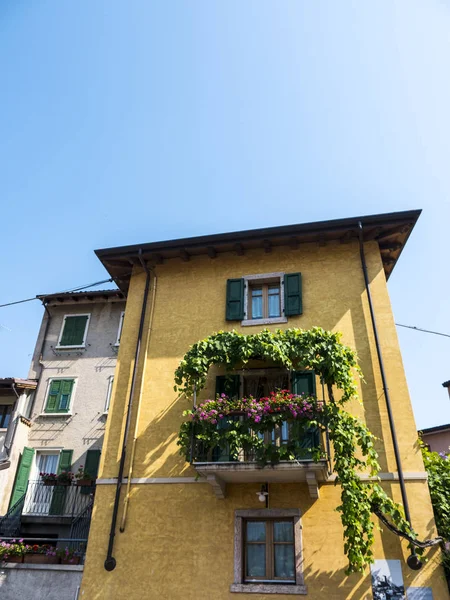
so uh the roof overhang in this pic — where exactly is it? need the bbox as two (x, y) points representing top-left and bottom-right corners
(0, 378), (38, 392)
(95, 209), (422, 293)
(420, 424), (450, 435)
(37, 289), (126, 305)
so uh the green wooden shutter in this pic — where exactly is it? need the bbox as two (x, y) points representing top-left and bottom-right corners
(10, 447), (34, 508)
(215, 375), (240, 399)
(49, 449), (73, 515)
(291, 372), (318, 458)
(58, 380), (74, 412)
(81, 449), (101, 494)
(291, 371), (316, 396)
(59, 315), (89, 346)
(225, 279), (245, 321)
(284, 273), (302, 316)
(45, 380), (61, 413)
(58, 449), (73, 474)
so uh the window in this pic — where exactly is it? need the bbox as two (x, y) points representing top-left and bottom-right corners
(225, 273), (302, 327)
(57, 314), (90, 348)
(0, 404), (13, 428)
(115, 312), (125, 346)
(104, 376), (114, 413)
(44, 379), (75, 414)
(231, 509), (306, 595)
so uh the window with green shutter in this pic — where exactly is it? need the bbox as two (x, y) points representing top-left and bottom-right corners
(45, 379), (75, 413)
(58, 314), (90, 347)
(226, 279), (245, 321)
(284, 273), (302, 316)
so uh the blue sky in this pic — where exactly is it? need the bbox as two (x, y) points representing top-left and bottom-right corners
(0, 1), (449, 428)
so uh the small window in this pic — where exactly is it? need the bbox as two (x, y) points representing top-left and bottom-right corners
(57, 314), (90, 348)
(44, 379), (75, 414)
(249, 283), (281, 320)
(245, 519), (295, 582)
(232, 509), (306, 594)
(115, 312), (125, 346)
(0, 404), (13, 428)
(104, 376), (114, 413)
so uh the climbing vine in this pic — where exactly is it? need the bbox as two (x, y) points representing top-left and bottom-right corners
(175, 328), (430, 574)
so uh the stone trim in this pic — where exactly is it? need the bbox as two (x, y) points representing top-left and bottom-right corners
(0, 563), (84, 571)
(232, 508), (306, 595)
(230, 584), (307, 594)
(241, 272), (286, 327)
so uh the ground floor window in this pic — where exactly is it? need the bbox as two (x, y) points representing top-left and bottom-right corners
(231, 509), (307, 595)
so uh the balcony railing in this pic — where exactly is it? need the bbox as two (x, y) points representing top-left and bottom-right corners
(189, 417), (330, 499)
(22, 480), (93, 518)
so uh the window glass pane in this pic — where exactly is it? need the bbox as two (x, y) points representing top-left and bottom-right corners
(246, 544), (266, 578)
(281, 421), (289, 443)
(274, 521), (294, 542)
(251, 288), (263, 319)
(274, 544), (295, 578)
(268, 285), (280, 317)
(246, 521), (266, 542)
(0, 405), (12, 428)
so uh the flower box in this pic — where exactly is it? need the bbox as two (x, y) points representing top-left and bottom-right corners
(24, 554), (59, 564)
(4, 555), (23, 563)
(76, 479), (94, 487)
(43, 480), (58, 486)
(61, 556), (81, 565)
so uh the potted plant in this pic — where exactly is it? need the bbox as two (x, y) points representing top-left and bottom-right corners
(74, 465), (95, 487)
(57, 546), (82, 565)
(0, 539), (25, 563)
(24, 544), (59, 564)
(40, 472), (58, 486)
(56, 470), (74, 486)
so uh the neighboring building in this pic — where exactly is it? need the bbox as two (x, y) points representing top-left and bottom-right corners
(0, 289), (126, 546)
(0, 378), (37, 515)
(79, 210), (448, 599)
(419, 380), (450, 454)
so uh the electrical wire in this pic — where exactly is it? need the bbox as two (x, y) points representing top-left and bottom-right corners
(396, 323), (450, 339)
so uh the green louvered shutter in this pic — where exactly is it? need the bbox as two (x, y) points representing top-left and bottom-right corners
(225, 279), (244, 321)
(45, 380), (61, 412)
(59, 315), (89, 346)
(284, 273), (302, 316)
(291, 371), (319, 458)
(81, 449), (101, 494)
(49, 449), (73, 515)
(10, 447), (34, 508)
(215, 375), (240, 399)
(58, 380), (74, 412)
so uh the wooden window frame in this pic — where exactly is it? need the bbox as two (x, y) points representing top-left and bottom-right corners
(244, 518), (295, 583)
(56, 313), (91, 349)
(241, 273), (287, 327)
(249, 283), (281, 320)
(41, 378), (77, 416)
(231, 509), (306, 595)
(115, 312), (125, 346)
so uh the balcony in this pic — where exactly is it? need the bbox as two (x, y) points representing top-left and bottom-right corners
(189, 418), (330, 499)
(21, 480), (93, 521)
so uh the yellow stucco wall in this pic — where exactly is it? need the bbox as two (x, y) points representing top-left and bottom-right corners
(80, 240), (448, 599)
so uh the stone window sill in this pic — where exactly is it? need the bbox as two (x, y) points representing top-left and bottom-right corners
(39, 413), (72, 418)
(230, 583), (307, 594)
(241, 317), (287, 327)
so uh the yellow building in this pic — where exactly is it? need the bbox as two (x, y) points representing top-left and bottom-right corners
(80, 210), (448, 600)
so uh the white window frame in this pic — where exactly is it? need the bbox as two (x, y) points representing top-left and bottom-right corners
(56, 313), (91, 349)
(39, 377), (78, 417)
(104, 375), (114, 414)
(230, 509), (306, 595)
(241, 273), (287, 327)
(115, 312), (125, 346)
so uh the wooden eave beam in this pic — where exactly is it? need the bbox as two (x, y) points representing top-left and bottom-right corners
(234, 243), (245, 256)
(180, 249), (190, 262)
(263, 239), (272, 253)
(207, 247), (217, 259)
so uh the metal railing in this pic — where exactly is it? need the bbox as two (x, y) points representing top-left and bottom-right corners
(191, 419), (323, 463)
(0, 493), (26, 537)
(22, 480), (93, 518)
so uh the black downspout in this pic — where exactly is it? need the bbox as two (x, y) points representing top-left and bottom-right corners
(104, 254), (151, 571)
(358, 221), (421, 570)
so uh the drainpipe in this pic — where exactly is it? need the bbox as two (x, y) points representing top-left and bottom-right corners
(358, 222), (421, 570)
(119, 255), (157, 533)
(104, 252), (151, 571)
